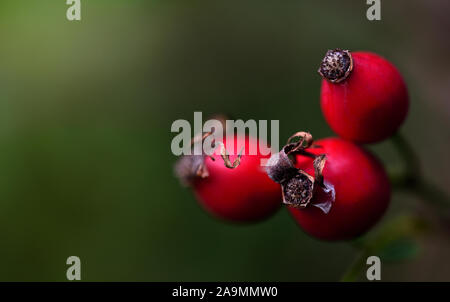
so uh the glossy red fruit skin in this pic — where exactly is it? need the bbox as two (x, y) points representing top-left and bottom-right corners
(289, 138), (391, 240)
(193, 135), (282, 222)
(321, 52), (409, 143)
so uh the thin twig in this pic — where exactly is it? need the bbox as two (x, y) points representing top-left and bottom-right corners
(341, 132), (448, 282)
(389, 133), (449, 209)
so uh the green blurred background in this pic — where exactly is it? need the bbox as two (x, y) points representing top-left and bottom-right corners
(0, 0), (448, 281)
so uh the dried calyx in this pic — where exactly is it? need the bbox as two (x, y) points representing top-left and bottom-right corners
(174, 131), (242, 186)
(265, 132), (333, 213)
(318, 49), (353, 83)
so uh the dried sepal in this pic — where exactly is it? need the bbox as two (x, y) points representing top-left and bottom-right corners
(286, 132), (314, 154)
(313, 154), (327, 186)
(214, 141), (243, 169)
(311, 181), (335, 214)
(174, 155), (208, 186)
(265, 145), (296, 183)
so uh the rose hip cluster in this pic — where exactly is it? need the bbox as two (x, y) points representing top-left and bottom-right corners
(175, 49), (409, 241)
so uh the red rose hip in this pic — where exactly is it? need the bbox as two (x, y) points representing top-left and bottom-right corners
(292, 138), (390, 240)
(319, 49), (409, 143)
(266, 134), (390, 240)
(175, 135), (282, 222)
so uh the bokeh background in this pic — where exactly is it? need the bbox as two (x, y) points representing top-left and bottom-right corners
(0, 0), (449, 281)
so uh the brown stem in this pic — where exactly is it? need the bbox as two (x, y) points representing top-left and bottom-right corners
(341, 133), (450, 281)
(389, 133), (449, 210)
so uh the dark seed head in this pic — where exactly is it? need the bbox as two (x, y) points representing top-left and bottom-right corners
(282, 171), (314, 208)
(318, 49), (353, 83)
